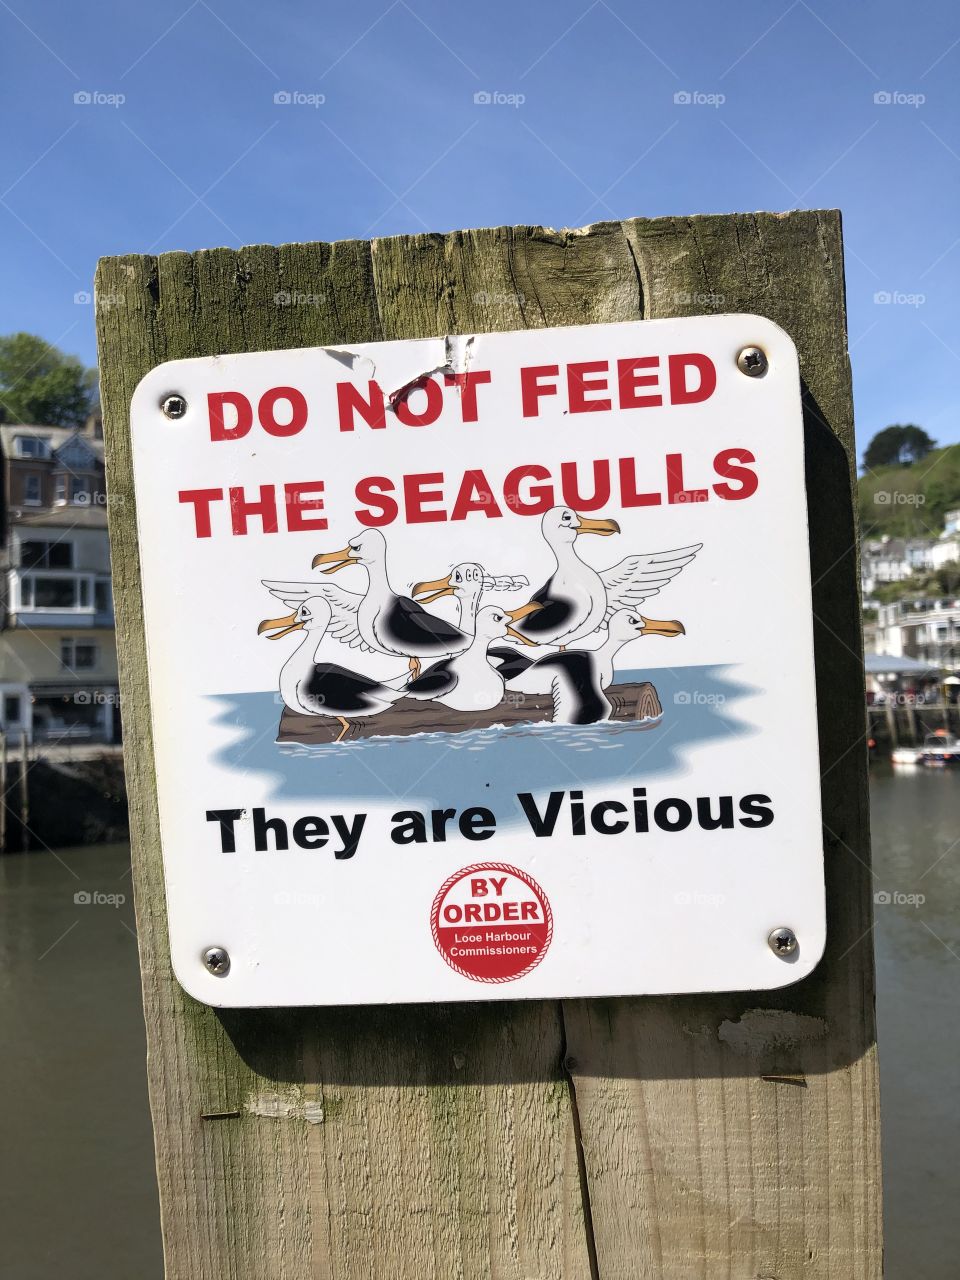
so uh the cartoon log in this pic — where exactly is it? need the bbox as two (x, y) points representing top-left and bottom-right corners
(276, 680), (663, 744)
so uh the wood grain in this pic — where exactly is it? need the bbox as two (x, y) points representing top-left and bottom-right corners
(97, 211), (880, 1278)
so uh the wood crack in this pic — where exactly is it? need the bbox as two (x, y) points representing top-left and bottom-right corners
(559, 1002), (601, 1280)
(620, 223), (645, 319)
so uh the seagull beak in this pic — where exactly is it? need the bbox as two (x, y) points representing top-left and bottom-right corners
(412, 573), (454, 604)
(505, 602), (544, 621)
(640, 615), (685, 638)
(312, 546), (354, 574)
(576, 515), (620, 536)
(505, 625), (537, 646)
(258, 611), (305, 639)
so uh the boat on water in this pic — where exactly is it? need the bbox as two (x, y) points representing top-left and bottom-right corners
(891, 731), (960, 768)
(919, 730), (960, 767)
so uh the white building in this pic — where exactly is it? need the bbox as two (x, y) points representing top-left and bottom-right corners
(874, 596), (960, 670)
(861, 536), (935, 596)
(930, 528), (960, 571)
(0, 422), (119, 744)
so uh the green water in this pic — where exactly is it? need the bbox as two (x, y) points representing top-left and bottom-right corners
(0, 771), (956, 1277)
(0, 842), (161, 1280)
(872, 766), (960, 1279)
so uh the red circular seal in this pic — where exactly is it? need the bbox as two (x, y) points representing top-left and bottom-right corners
(431, 862), (553, 983)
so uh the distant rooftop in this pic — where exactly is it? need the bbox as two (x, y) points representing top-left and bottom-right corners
(0, 423), (104, 461)
(865, 653), (942, 675)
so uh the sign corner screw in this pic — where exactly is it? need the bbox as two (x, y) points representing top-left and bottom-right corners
(767, 926), (798, 957)
(736, 346), (768, 377)
(203, 945), (230, 976)
(161, 393), (188, 419)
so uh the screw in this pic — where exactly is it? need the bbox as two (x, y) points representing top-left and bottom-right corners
(767, 927), (798, 957)
(736, 346), (768, 377)
(161, 393), (187, 419)
(203, 946), (230, 976)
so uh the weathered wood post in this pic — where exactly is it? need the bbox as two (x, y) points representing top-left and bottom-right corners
(0, 731), (6, 853)
(18, 730), (28, 852)
(97, 211), (881, 1278)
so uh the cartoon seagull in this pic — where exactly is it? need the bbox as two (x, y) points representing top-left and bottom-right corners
(311, 529), (469, 677)
(398, 605), (536, 712)
(411, 561), (532, 633)
(489, 607), (685, 724)
(258, 593), (403, 743)
(506, 506), (701, 648)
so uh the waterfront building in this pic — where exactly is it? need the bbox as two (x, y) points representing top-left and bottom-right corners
(874, 595), (960, 670)
(0, 419), (119, 744)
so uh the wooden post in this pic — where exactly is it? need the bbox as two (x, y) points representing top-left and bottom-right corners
(883, 699), (897, 748)
(906, 703), (918, 744)
(18, 729), (29, 852)
(96, 212), (881, 1278)
(0, 731), (6, 853)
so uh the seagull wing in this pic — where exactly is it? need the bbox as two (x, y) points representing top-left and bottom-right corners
(405, 658), (458, 699)
(261, 579), (372, 651)
(388, 595), (467, 648)
(600, 544), (702, 622)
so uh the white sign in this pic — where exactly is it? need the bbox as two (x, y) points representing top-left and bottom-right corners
(129, 315), (824, 1007)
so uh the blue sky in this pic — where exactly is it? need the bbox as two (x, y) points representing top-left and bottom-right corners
(1, 0), (958, 454)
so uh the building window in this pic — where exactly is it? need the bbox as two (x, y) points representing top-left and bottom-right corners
(94, 579), (112, 615)
(20, 540), (73, 570)
(15, 436), (50, 459)
(54, 473), (94, 505)
(61, 639), (97, 670)
(23, 474), (42, 506)
(3, 694), (22, 726)
(20, 576), (92, 611)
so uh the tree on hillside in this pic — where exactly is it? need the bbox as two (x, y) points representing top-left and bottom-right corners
(0, 333), (98, 429)
(874, 562), (960, 603)
(862, 424), (936, 470)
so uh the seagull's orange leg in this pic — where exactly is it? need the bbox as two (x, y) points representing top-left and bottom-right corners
(335, 717), (350, 743)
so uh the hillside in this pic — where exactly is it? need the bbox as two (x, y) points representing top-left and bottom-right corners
(858, 445), (960, 538)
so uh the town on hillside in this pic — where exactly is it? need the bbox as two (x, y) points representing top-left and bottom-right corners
(855, 428), (960, 765)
